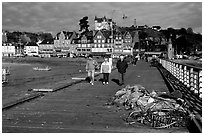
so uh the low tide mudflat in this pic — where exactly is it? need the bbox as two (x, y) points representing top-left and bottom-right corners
(2, 57), (89, 105)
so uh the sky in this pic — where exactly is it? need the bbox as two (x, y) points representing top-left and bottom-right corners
(2, 1), (202, 35)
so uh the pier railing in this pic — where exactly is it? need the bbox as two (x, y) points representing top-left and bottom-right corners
(158, 59), (202, 99)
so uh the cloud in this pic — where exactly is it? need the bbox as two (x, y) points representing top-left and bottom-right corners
(2, 2), (202, 34)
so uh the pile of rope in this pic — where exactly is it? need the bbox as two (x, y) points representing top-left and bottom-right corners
(111, 85), (190, 128)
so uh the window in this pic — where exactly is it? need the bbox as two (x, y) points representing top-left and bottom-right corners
(82, 49), (85, 51)
(102, 40), (105, 43)
(102, 44), (104, 48)
(119, 37), (121, 39)
(94, 40), (97, 43)
(98, 40), (101, 43)
(98, 44), (101, 48)
(97, 35), (102, 39)
(87, 49), (91, 51)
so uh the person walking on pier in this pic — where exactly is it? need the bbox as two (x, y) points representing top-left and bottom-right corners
(86, 54), (98, 85)
(116, 54), (128, 86)
(100, 57), (112, 85)
(133, 54), (139, 66)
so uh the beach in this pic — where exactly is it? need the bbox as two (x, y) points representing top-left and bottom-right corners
(2, 57), (89, 105)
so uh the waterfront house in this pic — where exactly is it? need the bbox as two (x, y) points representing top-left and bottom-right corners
(54, 31), (78, 56)
(2, 43), (15, 57)
(92, 30), (113, 56)
(38, 39), (54, 57)
(25, 42), (39, 56)
(76, 31), (93, 56)
(122, 31), (134, 55)
(113, 30), (123, 57)
(2, 31), (16, 57)
(54, 31), (70, 54)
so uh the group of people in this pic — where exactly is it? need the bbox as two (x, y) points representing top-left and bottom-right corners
(85, 54), (128, 86)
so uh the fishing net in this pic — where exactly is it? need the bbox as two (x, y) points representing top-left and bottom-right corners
(111, 85), (190, 128)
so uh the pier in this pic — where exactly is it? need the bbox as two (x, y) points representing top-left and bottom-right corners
(2, 60), (201, 133)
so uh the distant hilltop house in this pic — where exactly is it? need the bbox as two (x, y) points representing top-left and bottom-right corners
(94, 16), (114, 31)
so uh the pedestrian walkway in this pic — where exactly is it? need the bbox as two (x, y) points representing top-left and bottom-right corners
(2, 60), (188, 133)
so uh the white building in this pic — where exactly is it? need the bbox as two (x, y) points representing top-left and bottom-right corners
(2, 43), (15, 57)
(25, 42), (39, 56)
(94, 16), (113, 31)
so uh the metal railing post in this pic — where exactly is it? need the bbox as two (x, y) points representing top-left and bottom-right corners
(190, 68), (194, 92)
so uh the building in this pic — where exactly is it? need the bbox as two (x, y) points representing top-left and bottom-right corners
(94, 16), (113, 31)
(122, 31), (134, 55)
(25, 42), (39, 56)
(2, 31), (16, 57)
(92, 30), (113, 56)
(2, 30), (8, 43)
(2, 43), (15, 57)
(76, 31), (93, 56)
(54, 31), (78, 56)
(113, 30), (123, 56)
(38, 39), (54, 57)
(152, 25), (161, 31)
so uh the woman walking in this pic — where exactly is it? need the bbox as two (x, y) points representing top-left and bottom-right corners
(100, 57), (112, 85)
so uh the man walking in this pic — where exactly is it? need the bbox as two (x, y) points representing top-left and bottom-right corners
(116, 55), (128, 86)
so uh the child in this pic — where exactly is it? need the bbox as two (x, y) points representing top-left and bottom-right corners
(100, 57), (112, 85)
(86, 54), (98, 85)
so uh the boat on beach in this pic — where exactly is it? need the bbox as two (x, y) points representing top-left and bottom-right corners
(2, 74), (8, 85)
(2, 68), (10, 75)
(33, 66), (51, 71)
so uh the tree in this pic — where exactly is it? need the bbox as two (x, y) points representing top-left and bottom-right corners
(186, 27), (194, 34)
(179, 28), (187, 35)
(20, 34), (31, 43)
(38, 33), (53, 41)
(79, 16), (89, 33)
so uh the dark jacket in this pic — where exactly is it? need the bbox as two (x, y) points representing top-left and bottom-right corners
(116, 59), (128, 73)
